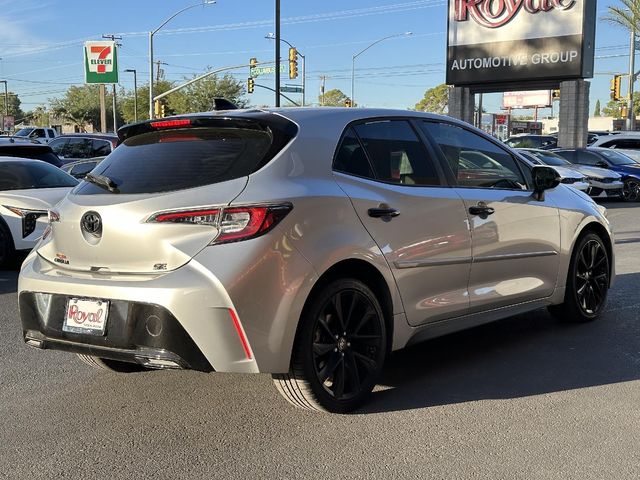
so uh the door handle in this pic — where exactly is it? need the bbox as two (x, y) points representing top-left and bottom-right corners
(468, 203), (495, 216)
(368, 207), (400, 218)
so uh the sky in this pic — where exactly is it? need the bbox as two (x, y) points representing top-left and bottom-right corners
(0, 0), (633, 118)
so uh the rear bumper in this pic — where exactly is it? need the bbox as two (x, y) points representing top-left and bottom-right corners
(20, 292), (212, 371)
(18, 253), (260, 373)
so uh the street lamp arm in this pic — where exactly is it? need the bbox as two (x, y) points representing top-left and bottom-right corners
(152, 2), (212, 35)
(353, 33), (410, 60)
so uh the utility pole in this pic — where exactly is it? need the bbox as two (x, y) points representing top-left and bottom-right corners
(99, 85), (107, 133)
(275, 0), (281, 107)
(628, 22), (636, 131)
(0, 80), (8, 117)
(102, 34), (122, 133)
(320, 75), (326, 106)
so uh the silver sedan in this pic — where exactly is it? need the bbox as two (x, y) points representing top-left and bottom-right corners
(18, 109), (614, 413)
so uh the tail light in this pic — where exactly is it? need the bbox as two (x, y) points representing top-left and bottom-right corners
(3, 206), (48, 238)
(148, 204), (292, 245)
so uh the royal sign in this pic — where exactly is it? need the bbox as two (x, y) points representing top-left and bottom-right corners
(447, 0), (595, 87)
(84, 41), (118, 84)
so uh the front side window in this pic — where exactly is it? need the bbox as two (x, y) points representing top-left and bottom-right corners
(48, 138), (68, 156)
(33, 129), (46, 138)
(598, 149), (636, 165)
(64, 138), (93, 158)
(47, 129), (56, 138)
(601, 139), (640, 149)
(92, 140), (111, 157)
(422, 122), (526, 190)
(574, 151), (602, 166)
(351, 120), (441, 186)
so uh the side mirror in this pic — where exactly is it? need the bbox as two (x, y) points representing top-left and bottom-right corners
(532, 166), (561, 201)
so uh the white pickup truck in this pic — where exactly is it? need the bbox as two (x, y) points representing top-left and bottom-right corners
(13, 126), (58, 143)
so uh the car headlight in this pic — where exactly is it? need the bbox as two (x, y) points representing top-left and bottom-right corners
(3, 206), (48, 238)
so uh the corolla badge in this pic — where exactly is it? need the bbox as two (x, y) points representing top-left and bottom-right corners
(81, 211), (102, 237)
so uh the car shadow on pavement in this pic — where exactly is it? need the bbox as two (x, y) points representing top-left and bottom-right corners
(361, 272), (640, 414)
(0, 270), (18, 294)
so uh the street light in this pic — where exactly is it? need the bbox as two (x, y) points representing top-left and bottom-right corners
(124, 69), (138, 122)
(149, 1), (216, 119)
(265, 32), (306, 106)
(351, 32), (412, 107)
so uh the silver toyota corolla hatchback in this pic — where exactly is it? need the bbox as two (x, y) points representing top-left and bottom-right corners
(19, 108), (614, 413)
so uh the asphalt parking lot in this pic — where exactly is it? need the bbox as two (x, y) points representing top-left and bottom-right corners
(1, 200), (639, 479)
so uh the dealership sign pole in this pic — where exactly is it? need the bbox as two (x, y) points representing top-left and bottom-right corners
(84, 41), (118, 133)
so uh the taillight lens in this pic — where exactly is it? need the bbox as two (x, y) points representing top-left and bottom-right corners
(149, 204), (292, 244)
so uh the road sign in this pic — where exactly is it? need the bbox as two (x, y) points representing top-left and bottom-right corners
(2, 115), (14, 131)
(281, 85), (303, 93)
(84, 41), (118, 84)
(250, 64), (286, 78)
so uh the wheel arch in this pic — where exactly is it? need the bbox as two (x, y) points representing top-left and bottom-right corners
(296, 258), (396, 355)
(572, 221), (614, 286)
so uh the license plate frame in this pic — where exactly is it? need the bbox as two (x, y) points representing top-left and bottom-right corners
(62, 297), (110, 336)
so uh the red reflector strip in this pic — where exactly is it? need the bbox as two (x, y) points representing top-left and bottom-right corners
(154, 209), (219, 223)
(150, 119), (192, 129)
(228, 308), (253, 360)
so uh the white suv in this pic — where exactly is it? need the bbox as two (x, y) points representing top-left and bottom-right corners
(13, 127), (58, 144)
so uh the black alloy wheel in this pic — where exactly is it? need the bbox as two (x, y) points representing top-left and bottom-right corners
(274, 279), (386, 413)
(622, 178), (640, 202)
(311, 288), (384, 402)
(549, 232), (610, 322)
(574, 238), (609, 315)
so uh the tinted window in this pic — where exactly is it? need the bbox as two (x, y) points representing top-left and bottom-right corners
(574, 151), (603, 166)
(47, 129), (56, 138)
(0, 161), (78, 190)
(70, 161), (99, 178)
(525, 150), (571, 167)
(92, 139), (112, 156)
(554, 150), (576, 163)
(352, 120), (440, 186)
(63, 138), (93, 158)
(333, 128), (374, 179)
(33, 129), (46, 138)
(48, 137), (67, 155)
(76, 126), (274, 195)
(14, 128), (34, 137)
(422, 122), (526, 189)
(601, 139), (640, 149)
(0, 146), (61, 167)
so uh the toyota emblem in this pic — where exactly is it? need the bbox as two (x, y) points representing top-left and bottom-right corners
(81, 211), (102, 237)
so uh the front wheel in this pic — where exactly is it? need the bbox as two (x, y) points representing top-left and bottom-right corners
(273, 279), (387, 413)
(622, 178), (640, 202)
(0, 221), (15, 269)
(549, 232), (610, 322)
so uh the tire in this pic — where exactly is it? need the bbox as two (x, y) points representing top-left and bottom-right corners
(548, 232), (610, 323)
(622, 178), (640, 202)
(0, 220), (15, 269)
(273, 278), (387, 413)
(76, 354), (148, 373)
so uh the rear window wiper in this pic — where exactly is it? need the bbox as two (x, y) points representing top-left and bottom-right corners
(84, 173), (119, 193)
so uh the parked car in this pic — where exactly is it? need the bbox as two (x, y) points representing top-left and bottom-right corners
(48, 134), (117, 165)
(13, 126), (58, 143)
(505, 134), (557, 150)
(0, 157), (77, 267)
(554, 147), (640, 201)
(516, 148), (590, 192)
(60, 157), (104, 179)
(615, 148), (640, 163)
(590, 133), (640, 150)
(0, 137), (62, 167)
(19, 109), (614, 413)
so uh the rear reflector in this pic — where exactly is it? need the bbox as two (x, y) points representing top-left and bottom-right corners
(150, 119), (192, 129)
(149, 204), (292, 244)
(228, 308), (253, 360)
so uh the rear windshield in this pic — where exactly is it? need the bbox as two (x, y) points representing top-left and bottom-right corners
(0, 161), (78, 190)
(75, 126), (277, 195)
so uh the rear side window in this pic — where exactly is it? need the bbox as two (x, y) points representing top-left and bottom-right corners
(76, 127), (274, 195)
(574, 151), (602, 166)
(601, 139), (640, 149)
(0, 162), (78, 190)
(47, 129), (56, 138)
(49, 138), (67, 155)
(333, 128), (374, 179)
(92, 139), (111, 156)
(351, 120), (441, 186)
(554, 150), (576, 163)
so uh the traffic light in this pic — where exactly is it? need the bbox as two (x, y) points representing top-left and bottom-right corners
(551, 89), (560, 101)
(344, 99), (352, 108)
(154, 100), (161, 117)
(160, 103), (166, 118)
(611, 74), (622, 101)
(288, 47), (298, 79)
(247, 77), (255, 94)
(621, 105), (628, 118)
(249, 57), (258, 76)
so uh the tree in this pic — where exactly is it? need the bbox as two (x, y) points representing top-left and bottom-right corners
(602, 92), (640, 117)
(50, 85), (123, 132)
(603, 0), (640, 31)
(119, 80), (180, 124)
(594, 99), (601, 117)
(415, 84), (449, 114)
(0, 92), (24, 119)
(169, 74), (247, 114)
(319, 88), (351, 107)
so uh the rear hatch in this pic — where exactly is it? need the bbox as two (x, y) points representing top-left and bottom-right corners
(37, 114), (297, 274)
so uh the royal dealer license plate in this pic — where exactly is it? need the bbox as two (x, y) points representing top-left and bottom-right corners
(63, 298), (109, 335)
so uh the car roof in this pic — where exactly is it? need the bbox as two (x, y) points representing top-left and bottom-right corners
(0, 155), (50, 164)
(56, 133), (117, 140)
(0, 136), (43, 145)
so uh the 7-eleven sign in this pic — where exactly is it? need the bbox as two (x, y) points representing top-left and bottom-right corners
(84, 41), (118, 84)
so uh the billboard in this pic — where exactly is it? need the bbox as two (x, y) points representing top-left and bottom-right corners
(84, 41), (118, 84)
(502, 90), (552, 109)
(447, 0), (596, 86)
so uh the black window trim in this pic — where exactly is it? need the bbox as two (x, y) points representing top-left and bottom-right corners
(419, 118), (533, 192)
(331, 116), (449, 188)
